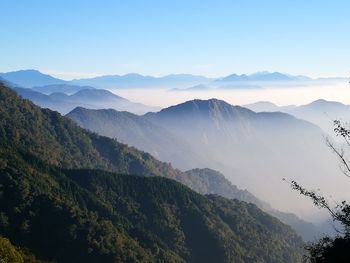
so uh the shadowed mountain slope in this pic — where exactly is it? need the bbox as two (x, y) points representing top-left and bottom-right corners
(67, 106), (322, 240)
(144, 99), (342, 218)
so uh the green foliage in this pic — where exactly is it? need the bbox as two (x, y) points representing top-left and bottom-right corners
(0, 149), (303, 262)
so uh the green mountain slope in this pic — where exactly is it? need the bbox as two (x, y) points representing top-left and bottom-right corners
(179, 168), (320, 241)
(0, 147), (303, 262)
(0, 82), (177, 178)
(0, 82), (304, 262)
(178, 168), (270, 208)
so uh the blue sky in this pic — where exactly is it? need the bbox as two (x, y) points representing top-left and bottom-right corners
(1, 0), (349, 79)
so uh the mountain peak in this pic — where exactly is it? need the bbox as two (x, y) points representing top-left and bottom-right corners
(71, 88), (127, 100)
(0, 69), (65, 88)
(147, 98), (254, 121)
(1, 69), (49, 76)
(304, 99), (347, 109)
(219, 72), (310, 82)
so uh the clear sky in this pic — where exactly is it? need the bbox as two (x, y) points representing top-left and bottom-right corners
(1, 0), (349, 79)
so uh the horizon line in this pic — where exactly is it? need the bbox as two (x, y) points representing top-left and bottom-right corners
(0, 68), (347, 81)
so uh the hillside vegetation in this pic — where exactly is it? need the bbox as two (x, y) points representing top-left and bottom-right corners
(0, 82), (304, 262)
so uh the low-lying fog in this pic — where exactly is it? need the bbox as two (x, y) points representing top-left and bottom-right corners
(112, 81), (349, 109)
(109, 81), (350, 224)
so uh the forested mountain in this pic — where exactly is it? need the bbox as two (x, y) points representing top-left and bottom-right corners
(67, 107), (321, 240)
(0, 147), (303, 262)
(177, 168), (270, 208)
(0, 82), (304, 262)
(174, 168), (321, 241)
(0, 83), (177, 177)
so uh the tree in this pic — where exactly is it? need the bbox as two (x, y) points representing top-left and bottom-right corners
(291, 120), (350, 262)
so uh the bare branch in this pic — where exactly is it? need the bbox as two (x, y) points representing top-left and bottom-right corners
(290, 180), (343, 222)
(325, 137), (350, 177)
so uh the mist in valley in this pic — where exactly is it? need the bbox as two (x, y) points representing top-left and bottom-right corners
(105, 80), (350, 223)
(112, 81), (348, 109)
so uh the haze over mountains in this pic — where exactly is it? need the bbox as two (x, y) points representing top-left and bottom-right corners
(244, 99), (350, 135)
(0, 81), (306, 262)
(2, 69), (347, 112)
(0, 69), (65, 88)
(66, 98), (347, 223)
(71, 73), (213, 89)
(0, 69), (213, 89)
(10, 85), (160, 114)
(0, 76), (318, 241)
(216, 71), (311, 82)
(0, 69), (344, 90)
(2, 69), (349, 218)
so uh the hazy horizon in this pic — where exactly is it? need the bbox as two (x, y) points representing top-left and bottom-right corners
(2, 68), (349, 108)
(25, 70), (350, 82)
(113, 82), (349, 108)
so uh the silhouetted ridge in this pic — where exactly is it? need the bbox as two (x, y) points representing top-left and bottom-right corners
(70, 88), (128, 101)
(147, 99), (255, 120)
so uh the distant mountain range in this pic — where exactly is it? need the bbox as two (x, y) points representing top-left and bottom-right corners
(10, 86), (159, 114)
(244, 99), (350, 135)
(71, 73), (213, 89)
(0, 70), (213, 89)
(0, 69), (65, 88)
(244, 101), (296, 112)
(0, 69), (345, 91)
(32, 83), (96, 94)
(217, 71), (311, 82)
